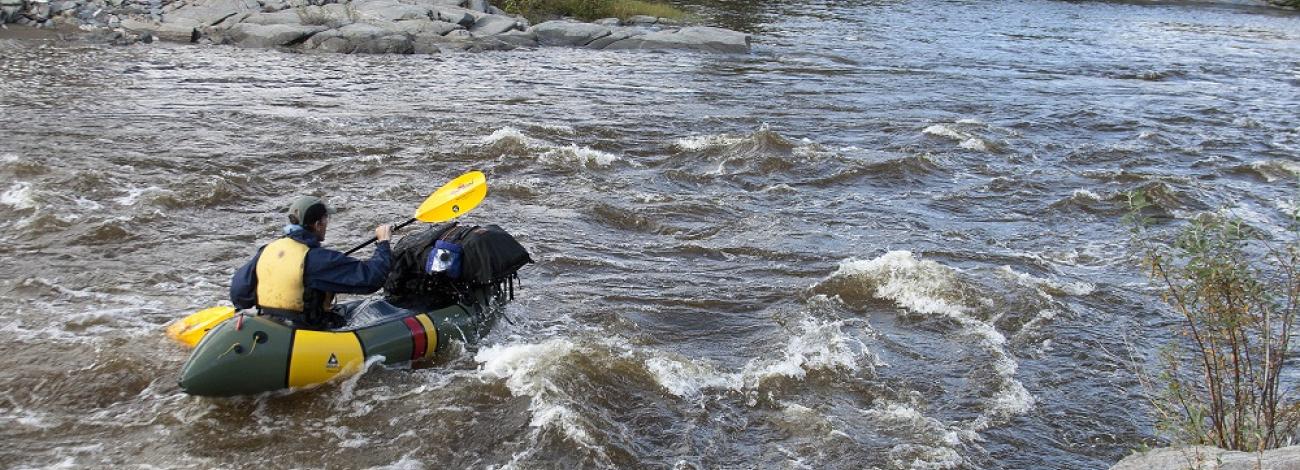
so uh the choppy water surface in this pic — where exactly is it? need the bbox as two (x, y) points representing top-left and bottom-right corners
(2, 0), (1298, 468)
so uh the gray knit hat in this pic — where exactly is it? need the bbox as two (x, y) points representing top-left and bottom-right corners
(287, 196), (335, 226)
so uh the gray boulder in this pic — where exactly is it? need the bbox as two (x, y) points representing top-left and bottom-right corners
(166, 0), (259, 27)
(465, 0), (485, 12)
(432, 5), (477, 26)
(121, 17), (205, 41)
(302, 22), (412, 53)
(603, 26), (749, 53)
(593, 17), (619, 27)
(585, 29), (639, 49)
(387, 18), (459, 35)
(625, 14), (656, 25)
(224, 22), (324, 47)
(487, 29), (535, 47)
(468, 13), (517, 35)
(411, 32), (444, 53)
(531, 20), (610, 46)
(352, 0), (430, 23)
(288, 4), (354, 27)
(240, 9), (303, 25)
(132, 0), (258, 41)
(49, 0), (76, 15)
(1110, 445), (1300, 470)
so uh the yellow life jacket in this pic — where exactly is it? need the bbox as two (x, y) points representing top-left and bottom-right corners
(255, 237), (310, 312)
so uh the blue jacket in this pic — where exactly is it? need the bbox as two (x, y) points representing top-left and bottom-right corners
(230, 227), (392, 310)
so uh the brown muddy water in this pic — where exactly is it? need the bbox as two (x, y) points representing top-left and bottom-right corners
(1, 0), (1299, 468)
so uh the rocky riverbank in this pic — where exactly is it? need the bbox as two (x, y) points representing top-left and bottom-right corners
(1110, 445), (1300, 469)
(0, 0), (751, 53)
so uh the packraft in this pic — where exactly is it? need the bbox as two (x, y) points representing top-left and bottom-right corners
(179, 289), (504, 396)
(383, 222), (531, 310)
(177, 223), (530, 396)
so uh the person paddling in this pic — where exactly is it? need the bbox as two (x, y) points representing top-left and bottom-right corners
(230, 196), (393, 329)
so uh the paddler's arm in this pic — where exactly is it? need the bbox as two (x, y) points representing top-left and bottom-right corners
(304, 224), (393, 295)
(229, 247), (264, 310)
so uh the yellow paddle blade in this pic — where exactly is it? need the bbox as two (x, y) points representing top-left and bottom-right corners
(166, 306), (235, 348)
(415, 170), (487, 223)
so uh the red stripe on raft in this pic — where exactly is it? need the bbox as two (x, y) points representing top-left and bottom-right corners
(403, 317), (426, 361)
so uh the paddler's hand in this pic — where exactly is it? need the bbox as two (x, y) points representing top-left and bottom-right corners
(375, 224), (392, 242)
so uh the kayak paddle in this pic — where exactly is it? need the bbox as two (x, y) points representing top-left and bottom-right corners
(165, 170), (489, 348)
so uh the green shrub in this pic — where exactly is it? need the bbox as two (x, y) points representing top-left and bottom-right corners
(1126, 191), (1300, 451)
(501, 0), (687, 23)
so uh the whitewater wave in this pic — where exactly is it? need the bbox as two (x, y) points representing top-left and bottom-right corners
(813, 251), (1098, 437)
(113, 186), (165, 207)
(643, 317), (869, 400)
(538, 145), (620, 168)
(472, 311), (873, 465)
(922, 121), (1009, 154)
(475, 339), (605, 459)
(669, 125), (855, 184)
(1051, 180), (1208, 217)
(2, 182), (37, 210)
(478, 127), (624, 172)
(1234, 159), (1300, 183)
(482, 126), (548, 148)
(673, 134), (748, 151)
(802, 251), (1109, 467)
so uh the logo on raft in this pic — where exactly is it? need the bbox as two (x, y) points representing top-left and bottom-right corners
(326, 353), (339, 372)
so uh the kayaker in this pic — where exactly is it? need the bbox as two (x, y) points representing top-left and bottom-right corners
(230, 196), (393, 329)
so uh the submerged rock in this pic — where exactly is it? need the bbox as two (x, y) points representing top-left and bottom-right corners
(602, 26), (750, 53)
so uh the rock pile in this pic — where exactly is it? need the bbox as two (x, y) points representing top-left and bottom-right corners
(1, 0), (751, 54)
(1110, 445), (1300, 470)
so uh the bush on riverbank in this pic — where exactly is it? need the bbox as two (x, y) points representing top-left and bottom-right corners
(1126, 191), (1300, 451)
(500, 0), (687, 22)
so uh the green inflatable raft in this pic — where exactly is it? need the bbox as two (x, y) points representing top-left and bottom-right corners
(179, 288), (507, 397)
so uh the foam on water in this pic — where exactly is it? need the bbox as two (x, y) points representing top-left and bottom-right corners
(1248, 159), (1300, 182)
(824, 251), (1037, 432)
(922, 125), (968, 141)
(889, 444), (965, 470)
(481, 126), (546, 148)
(673, 134), (747, 151)
(644, 316), (869, 398)
(4, 408), (59, 430)
(866, 401), (972, 469)
(2, 182), (37, 210)
(996, 265), (1095, 297)
(958, 138), (990, 152)
(333, 355), (389, 408)
(739, 317), (868, 388)
(113, 185), (165, 205)
(363, 453), (426, 470)
(1277, 198), (1298, 216)
(538, 144), (620, 168)
(1071, 189), (1103, 202)
(475, 339), (603, 454)
(644, 356), (740, 398)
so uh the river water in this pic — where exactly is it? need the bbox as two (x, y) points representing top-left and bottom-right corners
(1, 0), (1298, 468)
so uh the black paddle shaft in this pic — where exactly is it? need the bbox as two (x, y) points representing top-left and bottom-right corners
(343, 217), (418, 256)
